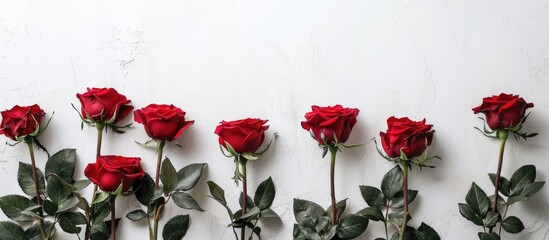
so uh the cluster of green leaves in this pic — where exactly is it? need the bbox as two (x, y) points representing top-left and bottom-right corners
(359, 166), (439, 240)
(459, 165), (545, 240)
(292, 198), (369, 240)
(207, 177), (279, 239)
(0, 149), (102, 240)
(127, 158), (206, 240)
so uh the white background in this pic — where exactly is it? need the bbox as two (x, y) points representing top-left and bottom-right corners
(1, 1), (549, 239)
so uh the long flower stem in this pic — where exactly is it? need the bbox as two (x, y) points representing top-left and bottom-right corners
(86, 123), (105, 240)
(109, 195), (116, 240)
(241, 158), (248, 240)
(399, 160), (409, 240)
(25, 140), (47, 240)
(489, 130), (508, 233)
(329, 148), (338, 225)
(152, 141), (166, 240)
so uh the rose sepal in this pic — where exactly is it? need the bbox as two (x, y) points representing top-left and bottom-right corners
(71, 103), (132, 134)
(475, 113), (538, 141)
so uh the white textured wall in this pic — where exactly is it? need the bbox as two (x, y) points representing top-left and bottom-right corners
(1, 1), (549, 239)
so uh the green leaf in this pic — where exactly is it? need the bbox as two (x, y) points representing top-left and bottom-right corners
(17, 162), (45, 197)
(483, 212), (499, 228)
(501, 216), (524, 233)
(73, 180), (91, 191)
(239, 193), (256, 211)
(417, 222), (440, 240)
(506, 195), (528, 205)
(509, 165), (536, 193)
(176, 163), (207, 191)
(206, 181), (233, 219)
(161, 158), (179, 195)
(46, 177), (70, 205)
(126, 209), (147, 221)
(172, 192), (204, 212)
(240, 206), (261, 220)
(295, 224), (321, 240)
(0, 221), (24, 240)
(60, 212), (87, 225)
(488, 195), (506, 213)
(337, 214), (369, 239)
(293, 198), (326, 229)
(359, 186), (385, 207)
(92, 192), (109, 205)
(390, 226), (416, 240)
(292, 224), (306, 240)
(388, 211), (410, 226)
(45, 149), (76, 182)
(458, 203), (483, 226)
(23, 222), (54, 240)
(261, 208), (280, 219)
(478, 232), (500, 240)
(356, 207), (384, 221)
(488, 174), (511, 197)
(42, 200), (57, 216)
(324, 225), (337, 240)
(0, 195), (33, 222)
(162, 215), (189, 240)
(90, 221), (109, 240)
(391, 190), (418, 209)
(381, 166), (404, 199)
(91, 201), (111, 225)
(517, 181), (545, 198)
(133, 173), (155, 205)
(465, 183), (490, 217)
(57, 197), (80, 213)
(58, 215), (81, 234)
(254, 177), (276, 210)
(325, 199), (347, 220)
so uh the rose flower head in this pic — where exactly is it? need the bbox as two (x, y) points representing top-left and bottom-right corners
(76, 87), (133, 125)
(215, 118), (269, 155)
(84, 155), (145, 192)
(301, 105), (359, 146)
(0, 105), (45, 141)
(134, 104), (194, 142)
(380, 116), (434, 159)
(473, 93), (534, 131)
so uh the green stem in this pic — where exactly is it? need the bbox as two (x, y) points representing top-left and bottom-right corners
(241, 157), (248, 240)
(399, 160), (409, 240)
(152, 141), (165, 240)
(489, 130), (508, 233)
(109, 195), (116, 240)
(25, 139), (47, 240)
(329, 147), (338, 225)
(86, 123), (105, 240)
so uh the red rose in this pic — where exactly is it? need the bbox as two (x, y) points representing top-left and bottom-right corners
(472, 93), (534, 130)
(380, 117), (434, 159)
(76, 87), (133, 124)
(0, 105), (45, 141)
(215, 118), (269, 154)
(84, 155), (145, 192)
(134, 104), (194, 142)
(301, 105), (359, 145)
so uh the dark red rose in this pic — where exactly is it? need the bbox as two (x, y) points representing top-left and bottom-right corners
(76, 87), (133, 124)
(0, 105), (45, 141)
(301, 105), (359, 145)
(380, 117), (434, 159)
(84, 155), (144, 192)
(472, 93), (534, 130)
(134, 104), (194, 142)
(215, 118), (269, 154)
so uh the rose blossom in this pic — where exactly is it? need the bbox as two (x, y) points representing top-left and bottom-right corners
(380, 116), (434, 159)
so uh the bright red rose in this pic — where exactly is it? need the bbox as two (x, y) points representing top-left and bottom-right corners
(301, 105), (359, 145)
(0, 105), (45, 141)
(76, 87), (133, 124)
(134, 104), (194, 142)
(215, 118), (269, 154)
(472, 93), (534, 130)
(380, 117), (434, 159)
(84, 155), (144, 192)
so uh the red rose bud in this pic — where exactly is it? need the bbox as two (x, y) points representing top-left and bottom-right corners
(472, 93), (534, 131)
(76, 87), (133, 124)
(0, 105), (45, 141)
(84, 155), (144, 192)
(301, 105), (359, 145)
(215, 118), (269, 154)
(380, 116), (434, 159)
(134, 104), (194, 142)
